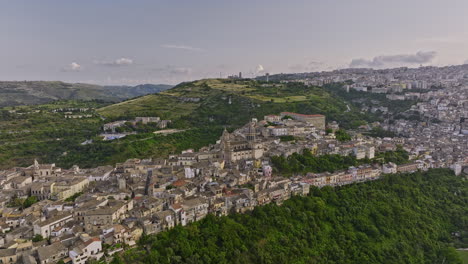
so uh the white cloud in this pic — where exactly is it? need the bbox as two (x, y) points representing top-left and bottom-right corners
(255, 64), (265, 74)
(94, 57), (134, 67)
(288, 61), (324, 73)
(62, 62), (82, 72)
(350, 51), (437, 68)
(160, 44), (204, 52)
(114, 58), (133, 65)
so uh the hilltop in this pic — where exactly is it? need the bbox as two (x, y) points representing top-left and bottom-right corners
(0, 81), (172, 107)
(98, 79), (374, 128)
(0, 79), (375, 169)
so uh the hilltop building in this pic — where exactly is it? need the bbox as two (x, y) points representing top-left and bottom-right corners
(220, 123), (264, 164)
(280, 112), (326, 129)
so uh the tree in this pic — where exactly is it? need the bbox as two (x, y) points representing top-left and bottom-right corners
(335, 129), (351, 142)
(32, 234), (44, 242)
(110, 255), (125, 264)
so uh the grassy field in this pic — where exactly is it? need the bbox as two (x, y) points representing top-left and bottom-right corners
(97, 94), (200, 120)
(193, 79), (255, 92)
(457, 250), (468, 264)
(97, 78), (373, 129)
(247, 95), (308, 102)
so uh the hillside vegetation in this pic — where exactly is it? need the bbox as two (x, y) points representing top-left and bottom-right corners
(0, 100), (107, 168)
(98, 79), (375, 128)
(0, 79), (376, 169)
(117, 169), (467, 264)
(0, 81), (171, 107)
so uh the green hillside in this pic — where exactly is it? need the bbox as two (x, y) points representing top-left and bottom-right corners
(99, 79), (374, 128)
(0, 100), (107, 169)
(0, 81), (172, 107)
(117, 169), (466, 264)
(0, 99), (224, 169)
(0, 79), (376, 169)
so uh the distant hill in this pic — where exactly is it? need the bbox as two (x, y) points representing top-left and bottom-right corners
(0, 81), (172, 107)
(102, 84), (173, 100)
(98, 78), (374, 129)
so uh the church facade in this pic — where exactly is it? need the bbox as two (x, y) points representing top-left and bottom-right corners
(220, 122), (264, 163)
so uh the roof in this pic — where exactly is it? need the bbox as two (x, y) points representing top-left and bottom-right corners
(37, 243), (66, 261)
(182, 197), (207, 209)
(36, 213), (72, 227)
(170, 203), (182, 210)
(83, 237), (101, 247)
(22, 255), (37, 264)
(9, 176), (31, 184)
(172, 179), (187, 187)
(0, 248), (15, 257)
(155, 210), (174, 219)
(85, 201), (127, 215)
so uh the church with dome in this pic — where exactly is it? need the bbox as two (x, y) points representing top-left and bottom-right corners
(219, 122), (264, 164)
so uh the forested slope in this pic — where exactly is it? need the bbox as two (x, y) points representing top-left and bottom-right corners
(115, 169), (466, 264)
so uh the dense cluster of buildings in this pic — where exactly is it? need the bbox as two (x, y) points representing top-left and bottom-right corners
(0, 108), (465, 263)
(382, 84), (468, 173)
(101, 117), (172, 141)
(267, 65), (468, 172)
(280, 64), (468, 92)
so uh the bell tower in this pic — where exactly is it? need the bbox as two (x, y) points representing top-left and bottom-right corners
(246, 122), (256, 141)
(221, 128), (232, 163)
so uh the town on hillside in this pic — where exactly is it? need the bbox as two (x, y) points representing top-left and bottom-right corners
(0, 110), (466, 264)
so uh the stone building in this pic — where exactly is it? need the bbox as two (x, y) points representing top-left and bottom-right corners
(280, 112), (326, 130)
(220, 124), (263, 164)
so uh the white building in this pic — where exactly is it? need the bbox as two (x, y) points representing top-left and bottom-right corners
(33, 214), (73, 238)
(382, 163), (397, 174)
(69, 237), (102, 264)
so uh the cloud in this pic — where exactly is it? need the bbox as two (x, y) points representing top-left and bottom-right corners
(255, 64), (265, 74)
(349, 51), (437, 68)
(288, 61), (324, 72)
(160, 44), (204, 52)
(168, 67), (192, 75)
(94, 57), (134, 67)
(152, 65), (193, 76)
(62, 62), (82, 72)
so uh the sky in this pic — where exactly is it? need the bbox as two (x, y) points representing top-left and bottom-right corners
(1, 0), (468, 85)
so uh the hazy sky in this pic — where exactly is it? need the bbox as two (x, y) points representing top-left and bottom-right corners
(1, 0), (468, 85)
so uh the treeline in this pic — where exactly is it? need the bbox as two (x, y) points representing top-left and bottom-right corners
(115, 169), (466, 264)
(55, 127), (223, 168)
(365, 127), (396, 138)
(270, 148), (410, 175)
(271, 150), (359, 175)
(324, 83), (417, 115)
(373, 146), (410, 165)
